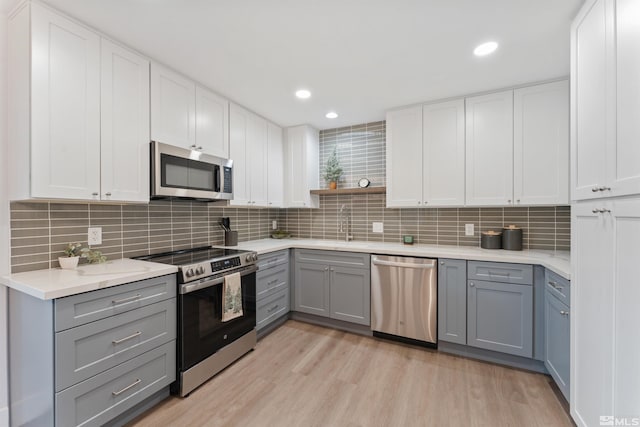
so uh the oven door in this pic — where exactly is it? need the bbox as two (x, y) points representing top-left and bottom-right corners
(178, 266), (257, 370)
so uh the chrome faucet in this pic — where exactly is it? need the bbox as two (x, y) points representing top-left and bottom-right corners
(339, 204), (353, 242)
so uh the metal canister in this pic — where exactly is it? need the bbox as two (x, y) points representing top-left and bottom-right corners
(502, 225), (523, 251)
(481, 230), (502, 249)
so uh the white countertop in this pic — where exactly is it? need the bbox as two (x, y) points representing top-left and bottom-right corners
(229, 238), (571, 279)
(0, 258), (178, 300)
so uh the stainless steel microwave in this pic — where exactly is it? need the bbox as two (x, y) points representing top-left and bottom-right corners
(151, 141), (233, 201)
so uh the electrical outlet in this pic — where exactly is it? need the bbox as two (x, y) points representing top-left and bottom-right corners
(88, 227), (102, 245)
(272, 220), (277, 230)
(465, 223), (475, 236)
(372, 222), (384, 233)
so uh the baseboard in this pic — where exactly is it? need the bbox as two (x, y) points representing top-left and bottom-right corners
(438, 341), (547, 374)
(289, 312), (372, 337)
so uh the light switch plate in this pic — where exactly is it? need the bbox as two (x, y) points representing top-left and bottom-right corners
(88, 227), (102, 245)
(372, 222), (384, 233)
(465, 223), (475, 236)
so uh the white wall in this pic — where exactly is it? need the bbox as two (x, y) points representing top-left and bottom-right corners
(0, 2), (9, 426)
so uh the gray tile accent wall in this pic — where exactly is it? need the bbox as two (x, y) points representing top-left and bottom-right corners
(276, 194), (570, 251)
(9, 201), (278, 273)
(319, 121), (386, 188)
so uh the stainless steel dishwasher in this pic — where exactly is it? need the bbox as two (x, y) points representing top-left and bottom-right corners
(371, 255), (437, 346)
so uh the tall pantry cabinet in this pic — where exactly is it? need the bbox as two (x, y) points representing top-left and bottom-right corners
(571, 1), (640, 426)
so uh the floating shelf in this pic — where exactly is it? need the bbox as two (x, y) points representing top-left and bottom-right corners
(310, 186), (386, 195)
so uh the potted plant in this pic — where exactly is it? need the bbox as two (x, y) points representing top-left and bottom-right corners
(59, 242), (82, 269)
(323, 147), (343, 190)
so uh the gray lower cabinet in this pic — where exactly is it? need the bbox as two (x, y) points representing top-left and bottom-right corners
(256, 250), (290, 331)
(467, 278), (533, 358)
(545, 281), (570, 400)
(437, 259), (467, 345)
(9, 274), (177, 427)
(293, 250), (370, 326)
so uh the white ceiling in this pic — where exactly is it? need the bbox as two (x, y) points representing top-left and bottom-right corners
(41, 0), (583, 129)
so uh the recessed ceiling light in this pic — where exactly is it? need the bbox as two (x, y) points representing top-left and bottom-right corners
(326, 112), (338, 119)
(295, 89), (311, 99)
(474, 41), (498, 56)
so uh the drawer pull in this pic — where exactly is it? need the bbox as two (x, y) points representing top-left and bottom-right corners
(112, 331), (142, 345)
(267, 279), (279, 286)
(267, 304), (279, 313)
(488, 272), (510, 278)
(112, 378), (141, 396)
(548, 281), (563, 290)
(112, 294), (141, 305)
(560, 310), (570, 316)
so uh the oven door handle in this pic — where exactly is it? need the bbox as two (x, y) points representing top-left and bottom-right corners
(180, 265), (258, 294)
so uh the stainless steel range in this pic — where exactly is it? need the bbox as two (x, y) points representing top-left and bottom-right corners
(134, 246), (258, 396)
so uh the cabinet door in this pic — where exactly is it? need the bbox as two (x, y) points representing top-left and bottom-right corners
(437, 259), (467, 345)
(612, 0), (640, 197)
(267, 122), (284, 207)
(284, 126), (318, 208)
(386, 106), (423, 208)
(229, 104), (250, 206)
(31, 4), (101, 200)
(248, 115), (269, 207)
(294, 262), (330, 317)
(571, 0), (610, 200)
(571, 201), (614, 426)
(195, 86), (229, 158)
(100, 39), (150, 202)
(150, 63), (195, 148)
(514, 81), (569, 205)
(465, 91), (514, 206)
(467, 279), (533, 357)
(330, 266), (370, 326)
(610, 198), (640, 418)
(422, 100), (465, 207)
(545, 290), (570, 401)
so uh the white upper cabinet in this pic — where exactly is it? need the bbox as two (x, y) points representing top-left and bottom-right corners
(229, 103), (270, 207)
(22, 3), (102, 200)
(465, 90), (514, 206)
(572, 0), (640, 200)
(195, 85), (229, 158)
(612, 0), (640, 197)
(284, 125), (319, 208)
(100, 39), (150, 203)
(514, 80), (569, 205)
(150, 63), (196, 149)
(423, 99), (465, 206)
(386, 106), (423, 207)
(267, 123), (284, 208)
(572, 0), (610, 200)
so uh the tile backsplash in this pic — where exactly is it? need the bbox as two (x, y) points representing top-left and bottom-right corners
(9, 120), (570, 273)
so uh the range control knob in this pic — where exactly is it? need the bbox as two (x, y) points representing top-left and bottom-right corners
(196, 266), (205, 275)
(185, 268), (195, 278)
(246, 254), (256, 263)
(252, 253), (258, 262)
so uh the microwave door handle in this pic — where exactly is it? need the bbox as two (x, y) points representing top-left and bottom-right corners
(180, 265), (258, 294)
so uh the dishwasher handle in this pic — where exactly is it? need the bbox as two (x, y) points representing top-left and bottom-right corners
(371, 256), (436, 269)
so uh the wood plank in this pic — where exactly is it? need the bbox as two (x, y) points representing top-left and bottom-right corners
(126, 321), (574, 427)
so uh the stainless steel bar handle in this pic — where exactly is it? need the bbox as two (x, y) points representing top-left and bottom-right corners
(560, 310), (570, 316)
(267, 304), (279, 313)
(112, 378), (141, 396)
(112, 331), (141, 345)
(548, 281), (563, 290)
(371, 257), (436, 269)
(180, 265), (258, 294)
(112, 294), (141, 305)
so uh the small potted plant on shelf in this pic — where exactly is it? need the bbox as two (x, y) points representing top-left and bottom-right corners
(323, 147), (343, 190)
(59, 242), (82, 269)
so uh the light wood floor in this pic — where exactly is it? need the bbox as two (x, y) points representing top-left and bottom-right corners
(127, 321), (574, 427)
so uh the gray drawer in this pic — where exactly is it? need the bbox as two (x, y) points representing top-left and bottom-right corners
(545, 269), (570, 306)
(468, 261), (533, 285)
(295, 249), (370, 269)
(55, 274), (176, 332)
(257, 288), (289, 331)
(257, 263), (289, 301)
(257, 250), (289, 270)
(55, 340), (175, 427)
(55, 299), (176, 392)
